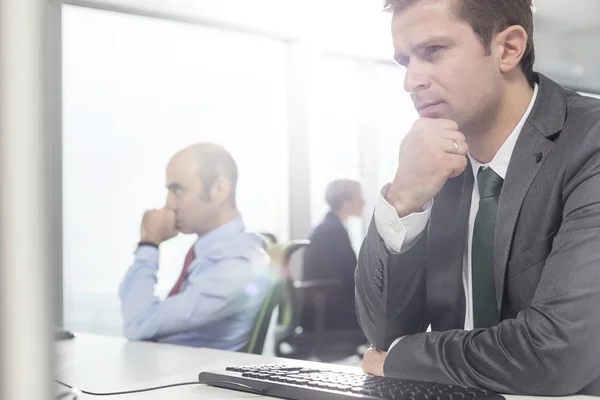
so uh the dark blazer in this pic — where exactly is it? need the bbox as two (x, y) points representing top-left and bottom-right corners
(355, 74), (600, 396)
(302, 212), (359, 329)
(304, 212), (357, 287)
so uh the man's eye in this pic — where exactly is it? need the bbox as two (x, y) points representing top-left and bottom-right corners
(396, 58), (408, 68)
(425, 45), (444, 58)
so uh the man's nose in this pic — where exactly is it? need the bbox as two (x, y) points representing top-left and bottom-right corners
(403, 60), (431, 93)
(165, 193), (177, 210)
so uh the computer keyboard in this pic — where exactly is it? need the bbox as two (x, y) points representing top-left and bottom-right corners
(198, 364), (503, 400)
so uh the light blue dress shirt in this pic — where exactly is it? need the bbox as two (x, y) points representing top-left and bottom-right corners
(119, 216), (272, 350)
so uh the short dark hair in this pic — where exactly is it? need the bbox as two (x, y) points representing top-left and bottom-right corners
(384, 0), (536, 85)
(325, 179), (362, 211)
(194, 143), (238, 207)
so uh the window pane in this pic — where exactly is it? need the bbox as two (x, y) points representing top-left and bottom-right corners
(372, 63), (419, 191)
(308, 56), (364, 250)
(62, 5), (288, 335)
(307, 58), (419, 252)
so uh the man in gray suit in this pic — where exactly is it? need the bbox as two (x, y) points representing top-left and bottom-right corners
(356, 0), (600, 396)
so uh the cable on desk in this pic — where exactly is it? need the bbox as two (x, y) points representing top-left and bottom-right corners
(55, 379), (266, 397)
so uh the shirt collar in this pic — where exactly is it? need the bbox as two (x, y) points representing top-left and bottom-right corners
(469, 82), (539, 180)
(192, 215), (245, 255)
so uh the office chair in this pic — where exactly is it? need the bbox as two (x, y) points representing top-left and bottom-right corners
(245, 280), (284, 355)
(274, 240), (351, 361)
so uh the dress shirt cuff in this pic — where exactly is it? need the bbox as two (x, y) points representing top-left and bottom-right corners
(388, 336), (406, 352)
(374, 186), (432, 253)
(135, 245), (159, 265)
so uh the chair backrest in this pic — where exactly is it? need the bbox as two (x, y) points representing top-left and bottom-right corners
(287, 246), (306, 282)
(259, 232), (278, 245)
(282, 240), (310, 281)
(245, 280), (284, 355)
(273, 240), (310, 346)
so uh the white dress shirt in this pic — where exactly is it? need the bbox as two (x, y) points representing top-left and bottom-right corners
(375, 83), (539, 342)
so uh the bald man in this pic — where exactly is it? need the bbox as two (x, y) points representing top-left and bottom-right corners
(119, 143), (272, 350)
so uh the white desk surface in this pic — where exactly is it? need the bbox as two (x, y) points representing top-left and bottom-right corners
(56, 333), (594, 400)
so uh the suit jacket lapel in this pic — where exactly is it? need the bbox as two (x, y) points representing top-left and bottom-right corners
(494, 74), (566, 310)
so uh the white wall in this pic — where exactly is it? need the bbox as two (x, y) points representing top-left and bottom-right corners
(536, 25), (600, 92)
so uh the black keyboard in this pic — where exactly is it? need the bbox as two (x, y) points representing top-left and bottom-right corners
(198, 364), (503, 400)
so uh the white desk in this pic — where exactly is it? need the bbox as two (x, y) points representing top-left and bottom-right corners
(56, 333), (594, 400)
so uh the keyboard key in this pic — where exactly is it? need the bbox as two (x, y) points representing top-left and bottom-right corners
(334, 384), (352, 391)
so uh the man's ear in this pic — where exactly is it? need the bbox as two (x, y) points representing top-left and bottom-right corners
(495, 25), (528, 74)
(209, 176), (231, 205)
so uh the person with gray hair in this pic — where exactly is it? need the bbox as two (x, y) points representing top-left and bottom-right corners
(301, 178), (365, 331)
(119, 143), (272, 350)
(324, 179), (364, 215)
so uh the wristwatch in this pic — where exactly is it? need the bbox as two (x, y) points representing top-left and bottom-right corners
(134, 241), (159, 253)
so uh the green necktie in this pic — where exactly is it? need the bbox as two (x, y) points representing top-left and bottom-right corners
(472, 167), (503, 329)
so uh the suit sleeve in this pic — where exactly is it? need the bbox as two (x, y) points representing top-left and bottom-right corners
(383, 122), (600, 396)
(355, 216), (430, 350)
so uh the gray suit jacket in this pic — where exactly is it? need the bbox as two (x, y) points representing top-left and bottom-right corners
(355, 73), (600, 396)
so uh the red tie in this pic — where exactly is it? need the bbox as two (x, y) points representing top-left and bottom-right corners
(167, 245), (196, 297)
